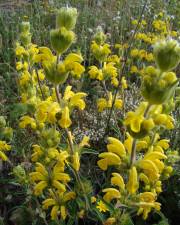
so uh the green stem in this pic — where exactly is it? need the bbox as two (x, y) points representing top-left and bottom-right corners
(130, 139), (137, 167)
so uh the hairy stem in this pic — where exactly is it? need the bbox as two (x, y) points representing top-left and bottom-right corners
(130, 139), (137, 167)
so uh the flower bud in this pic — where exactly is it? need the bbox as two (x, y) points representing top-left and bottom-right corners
(20, 21), (30, 33)
(50, 27), (75, 54)
(94, 27), (107, 45)
(0, 116), (6, 128)
(2, 127), (13, 140)
(56, 7), (78, 30)
(153, 39), (180, 72)
(20, 32), (31, 46)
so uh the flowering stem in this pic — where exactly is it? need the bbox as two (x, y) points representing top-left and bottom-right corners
(36, 69), (45, 100)
(55, 85), (61, 103)
(130, 138), (137, 167)
(54, 85), (89, 210)
(144, 103), (152, 118)
(65, 127), (90, 210)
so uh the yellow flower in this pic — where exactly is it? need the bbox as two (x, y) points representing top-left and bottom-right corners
(30, 162), (70, 195)
(97, 152), (121, 171)
(42, 190), (75, 220)
(96, 200), (109, 212)
(15, 45), (26, 56)
(19, 71), (31, 86)
(115, 99), (123, 109)
(131, 19), (138, 25)
(64, 53), (85, 78)
(126, 166), (139, 194)
(111, 172), (125, 190)
(115, 43), (122, 49)
(71, 152), (80, 171)
(31, 145), (43, 162)
(146, 53), (154, 62)
(107, 55), (120, 65)
(0, 140), (11, 161)
(139, 173), (149, 185)
(97, 98), (107, 112)
(69, 92), (87, 110)
(58, 107), (72, 128)
(91, 196), (97, 203)
(111, 77), (119, 87)
(77, 209), (85, 219)
(47, 102), (61, 124)
(124, 111), (144, 133)
(19, 116), (36, 129)
(130, 49), (139, 57)
(137, 192), (161, 220)
(79, 136), (90, 147)
(138, 159), (159, 181)
(121, 76), (128, 89)
(130, 65), (138, 74)
(102, 188), (121, 203)
(171, 31), (178, 37)
(103, 62), (117, 78)
(107, 137), (126, 159)
(88, 66), (103, 80)
(91, 41), (111, 62)
(63, 85), (74, 100)
(35, 101), (50, 123)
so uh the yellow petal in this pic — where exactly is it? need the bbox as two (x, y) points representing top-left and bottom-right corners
(65, 53), (83, 63)
(52, 180), (66, 192)
(63, 86), (74, 100)
(126, 166), (139, 194)
(36, 162), (48, 177)
(107, 137), (126, 158)
(42, 198), (56, 209)
(0, 151), (8, 161)
(99, 152), (121, 166)
(60, 205), (67, 220)
(144, 152), (167, 161)
(102, 188), (121, 203)
(34, 181), (47, 196)
(72, 152), (80, 172)
(53, 172), (71, 183)
(51, 205), (59, 220)
(97, 158), (108, 171)
(58, 107), (72, 128)
(111, 173), (125, 190)
(63, 192), (76, 202)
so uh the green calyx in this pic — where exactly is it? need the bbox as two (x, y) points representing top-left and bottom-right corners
(56, 7), (78, 30)
(50, 27), (75, 54)
(153, 39), (180, 72)
(43, 60), (69, 85)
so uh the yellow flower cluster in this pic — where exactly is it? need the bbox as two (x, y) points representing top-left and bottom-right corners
(0, 140), (11, 161)
(0, 116), (13, 161)
(13, 7), (179, 224)
(130, 48), (154, 62)
(15, 8), (91, 222)
(97, 92), (123, 112)
(97, 37), (179, 221)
